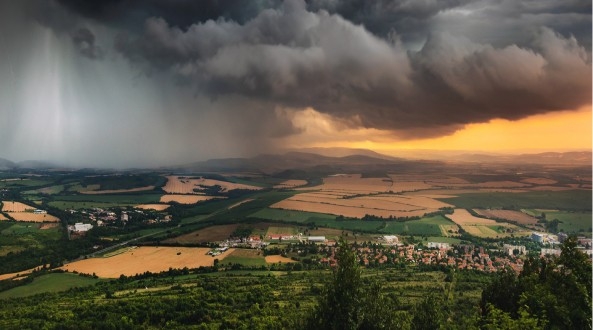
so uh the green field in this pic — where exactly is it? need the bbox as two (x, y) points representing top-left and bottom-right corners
(544, 211), (592, 233)
(250, 208), (336, 223)
(0, 222), (62, 257)
(221, 249), (267, 267)
(0, 179), (53, 189)
(380, 216), (454, 236)
(0, 273), (102, 299)
(23, 184), (65, 195)
(52, 194), (162, 203)
(266, 226), (298, 235)
(439, 190), (592, 211)
(48, 201), (136, 210)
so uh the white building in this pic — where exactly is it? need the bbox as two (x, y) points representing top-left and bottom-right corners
(540, 248), (561, 257)
(427, 242), (451, 250)
(383, 235), (399, 244)
(73, 223), (93, 232)
(307, 236), (326, 243)
(503, 244), (526, 256)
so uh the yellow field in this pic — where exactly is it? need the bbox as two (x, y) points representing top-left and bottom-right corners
(0, 213), (7, 220)
(271, 173), (452, 220)
(0, 265), (46, 281)
(7, 213), (60, 222)
(445, 209), (527, 238)
(160, 194), (220, 204)
(265, 255), (296, 263)
(135, 204), (170, 211)
(163, 176), (261, 194)
(1, 201), (35, 212)
(473, 209), (539, 225)
(81, 186), (155, 194)
(60, 247), (234, 278)
(273, 180), (308, 189)
(445, 209), (498, 225)
(271, 199), (429, 218)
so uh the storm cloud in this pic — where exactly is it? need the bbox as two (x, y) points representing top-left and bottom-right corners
(0, 0), (590, 167)
(113, 1), (591, 136)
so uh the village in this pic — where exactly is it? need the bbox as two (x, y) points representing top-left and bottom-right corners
(210, 230), (592, 273)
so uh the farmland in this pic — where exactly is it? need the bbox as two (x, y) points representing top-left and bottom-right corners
(0, 273), (102, 299)
(135, 204), (170, 211)
(445, 209), (526, 238)
(543, 211), (593, 233)
(160, 194), (219, 204)
(162, 175), (262, 194)
(438, 190), (592, 210)
(221, 248), (266, 267)
(6, 213), (60, 223)
(1, 201), (35, 212)
(473, 209), (539, 226)
(60, 247), (234, 278)
(265, 255), (296, 263)
(270, 192), (450, 219)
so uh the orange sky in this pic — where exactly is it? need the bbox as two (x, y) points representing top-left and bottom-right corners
(282, 106), (592, 154)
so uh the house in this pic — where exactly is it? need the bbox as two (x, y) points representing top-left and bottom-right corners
(33, 209), (47, 214)
(383, 235), (399, 244)
(428, 242), (451, 250)
(73, 223), (93, 232)
(540, 248), (561, 257)
(307, 236), (326, 243)
(503, 244), (526, 256)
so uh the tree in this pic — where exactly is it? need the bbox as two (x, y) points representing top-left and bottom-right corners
(481, 235), (592, 329)
(305, 238), (404, 329)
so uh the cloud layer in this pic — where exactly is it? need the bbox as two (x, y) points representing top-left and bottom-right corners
(0, 0), (590, 166)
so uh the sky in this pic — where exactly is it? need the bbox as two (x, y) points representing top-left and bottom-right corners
(0, 0), (591, 167)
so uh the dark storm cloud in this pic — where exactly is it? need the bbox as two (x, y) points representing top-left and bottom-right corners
(72, 28), (104, 59)
(111, 0), (591, 137)
(6, 0), (591, 147)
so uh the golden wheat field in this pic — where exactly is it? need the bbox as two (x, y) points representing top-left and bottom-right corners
(265, 255), (296, 263)
(473, 209), (539, 225)
(162, 176), (261, 194)
(160, 194), (220, 204)
(8, 213), (60, 222)
(0, 213), (8, 220)
(271, 174), (454, 219)
(1, 201), (35, 212)
(60, 247), (234, 278)
(271, 199), (429, 218)
(135, 204), (170, 211)
(445, 209), (498, 225)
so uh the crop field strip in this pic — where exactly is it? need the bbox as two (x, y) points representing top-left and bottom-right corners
(60, 247), (234, 278)
(162, 175), (262, 194)
(472, 209), (539, 225)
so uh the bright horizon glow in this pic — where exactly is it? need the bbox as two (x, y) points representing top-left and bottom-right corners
(284, 106), (592, 155)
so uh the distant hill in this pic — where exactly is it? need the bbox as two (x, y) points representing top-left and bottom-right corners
(0, 158), (16, 170)
(289, 147), (401, 161)
(182, 151), (416, 173)
(454, 151), (592, 165)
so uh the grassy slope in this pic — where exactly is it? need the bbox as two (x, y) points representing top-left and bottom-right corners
(0, 273), (102, 299)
